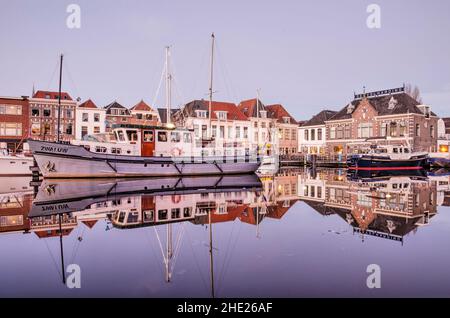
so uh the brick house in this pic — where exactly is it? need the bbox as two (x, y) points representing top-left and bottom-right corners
(29, 90), (76, 142)
(0, 96), (29, 151)
(325, 87), (438, 158)
(104, 101), (132, 131)
(266, 104), (298, 155)
(129, 100), (160, 126)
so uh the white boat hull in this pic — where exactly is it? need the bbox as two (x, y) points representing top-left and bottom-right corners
(0, 155), (33, 176)
(28, 140), (260, 178)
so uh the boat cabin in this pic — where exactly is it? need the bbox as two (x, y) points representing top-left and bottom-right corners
(72, 124), (194, 157)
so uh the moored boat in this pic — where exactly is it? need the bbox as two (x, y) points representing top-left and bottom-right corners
(347, 145), (428, 171)
(0, 148), (33, 176)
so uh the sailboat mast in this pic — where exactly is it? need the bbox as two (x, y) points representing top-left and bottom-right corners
(208, 33), (215, 137)
(57, 54), (63, 143)
(58, 213), (66, 284)
(165, 46), (172, 126)
(209, 210), (215, 298)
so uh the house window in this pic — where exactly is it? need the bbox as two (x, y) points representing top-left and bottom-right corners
(330, 127), (336, 139)
(196, 110), (207, 118)
(43, 109), (51, 117)
(310, 129), (315, 141)
(389, 122), (397, 137)
(66, 123), (73, 135)
(82, 113), (89, 122)
(399, 123), (407, 137)
(31, 108), (40, 117)
(219, 126), (225, 138)
(431, 125), (435, 138)
(194, 124), (199, 137)
(254, 132), (258, 142)
(304, 130), (309, 141)
(0, 104), (22, 115)
(136, 113), (143, 120)
(357, 123), (373, 138)
(244, 127), (248, 139)
(0, 123), (22, 136)
(260, 110), (267, 118)
(81, 126), (88, 138)
(381, 123), (387, 137)
(415, 124), (420, 137)
(235, 126), (241, 138)
(344, 124), (351, 139)
(261, 122), (266, 128)
(211, 125), (217, 137)
(216, 111), (227, 120)
(94, 113), (100, 122)
(336, 126), (344, 139)
(283, 117), (290, 124)
(145, 114), (153, 120)
(201, 125), (207, 139)
(171, 132), (181, 142)
(228, 127), (232, 139)
(318, 128), (322, 140)
(94, 127), (100, 134)
(66, 109), (73, 119)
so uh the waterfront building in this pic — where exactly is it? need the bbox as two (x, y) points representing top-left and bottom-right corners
(130, 100), (160, 126)
(104, 101), (132, 132)
(298, 110), (337, 155)
(325, 87), (438, 158)
(266, 104), (298, 155)
(0, 192), (33, 234)
(0, 96), (29, 151)
(173, 100), (251, 156)
(29, 90), (76, 142)
(237, 98), (278, 155)
(75, 99), (106, 140)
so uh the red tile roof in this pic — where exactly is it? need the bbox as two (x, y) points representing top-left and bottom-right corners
(33, 90), (73, 101)
(131, 100), (154, 111)
(78, 99), (98, 109)
(82, 220), (98, 229)
(183, 100), (248, 121)
(266, 104), (297, 124)
(237, 98), (272, 118)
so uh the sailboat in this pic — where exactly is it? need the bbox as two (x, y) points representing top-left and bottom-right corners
(28, 40), (261, 178)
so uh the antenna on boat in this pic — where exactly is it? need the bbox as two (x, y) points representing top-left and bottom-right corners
(57, 54), (64, 143)
(208, 33), (215, 138)
(165, 46), (172, 127)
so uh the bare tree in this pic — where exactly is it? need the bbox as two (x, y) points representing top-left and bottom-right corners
(405, 83), (423, 103)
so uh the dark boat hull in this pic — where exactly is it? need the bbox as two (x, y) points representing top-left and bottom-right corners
(347, 155), (428, 170)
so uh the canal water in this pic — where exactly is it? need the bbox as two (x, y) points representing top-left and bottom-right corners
(1, 168), (450, 297)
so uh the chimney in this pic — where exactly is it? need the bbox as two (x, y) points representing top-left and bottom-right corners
(417, 104), (431, 118)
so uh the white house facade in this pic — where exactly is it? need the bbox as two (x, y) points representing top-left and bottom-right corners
(75, 99), (106, 140)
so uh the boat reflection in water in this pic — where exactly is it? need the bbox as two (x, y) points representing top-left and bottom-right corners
(1, 168), (450, 296)
(298, 168), (442, 244)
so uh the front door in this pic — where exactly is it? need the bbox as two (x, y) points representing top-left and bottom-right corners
(141, 129), (155, 157)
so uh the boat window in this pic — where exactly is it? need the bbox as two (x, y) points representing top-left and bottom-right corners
(171, 132), (181, 143)
(111, 147), (122, 154)
(399, 148), (403, 153)
(183, 207), (192, 217)
(126, 130), (138, 143)
(95, 146), (107, 153)
(158, 209), (168, 220)
(118, 212), (126, 223)
(143, 210), (154, 222)
(183, 133), (192, 143)
(143, 130), (154, 142)
(127, 212), (139, 223)
(117, 130), (126, 142)
(158, 131), (168, 142)
(393, 148), (398, 153)
(404, 148), (409, 153)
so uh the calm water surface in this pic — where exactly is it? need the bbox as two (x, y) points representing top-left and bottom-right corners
(1, 169), (450, 297)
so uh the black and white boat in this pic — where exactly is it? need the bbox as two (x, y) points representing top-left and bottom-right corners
(347, 145), (428, 171)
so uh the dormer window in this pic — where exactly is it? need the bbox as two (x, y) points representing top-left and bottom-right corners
(45, 94), (51, 99)
(260, 110), (267, 118)
(346, 103), (355, 114)
(283, 117), (290, 124)
(196, 110), (208, 118)
(216, 111), (227, 120)
(388, 96), (398, 109)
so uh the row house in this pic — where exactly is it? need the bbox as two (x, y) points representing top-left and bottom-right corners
(173, 100), (252, 156)
(266, 104), (298, 155)
(0, 96), (29, 152)
(75, 99), (106, 140)
(129, 100), (160, 126)
(237, 98), (278, 156)
(29, 90), (76, 142)
(298, 110), (337, 155)
(325, 87), (438, 158)
(104, 101), (132, 132)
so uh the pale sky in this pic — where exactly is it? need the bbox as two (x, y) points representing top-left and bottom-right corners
(1, 0), (449, 120)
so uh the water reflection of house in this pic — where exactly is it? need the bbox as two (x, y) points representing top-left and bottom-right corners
(30, 214), (78, 238)
(0, 192), (33, 234)
(303, 172), (438, 242)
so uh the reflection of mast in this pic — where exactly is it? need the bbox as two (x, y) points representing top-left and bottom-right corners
(209, 210), (215, 298)
(58, 213), (66, 284)
(165, 224), (173, 282)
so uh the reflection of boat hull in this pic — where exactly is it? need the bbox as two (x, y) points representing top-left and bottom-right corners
(347, 155), (428, 170)
(29, 174), (262, 217)
(28, 140), (260, 178)
(0, 155), (33, 176)
(347, 168), (428, 182)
